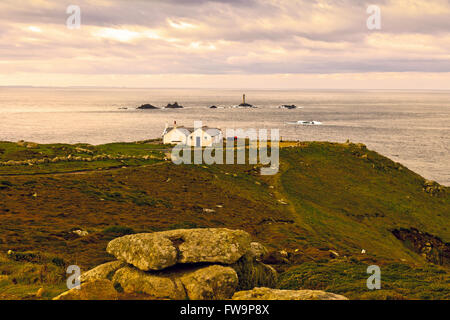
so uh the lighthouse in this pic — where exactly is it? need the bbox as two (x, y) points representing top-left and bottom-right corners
(238, 94), (255, 108)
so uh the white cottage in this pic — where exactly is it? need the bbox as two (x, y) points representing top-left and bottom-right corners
(162, 124), (191, 145)
(187, 127), (223, 147)
(162, 122), (223, 147)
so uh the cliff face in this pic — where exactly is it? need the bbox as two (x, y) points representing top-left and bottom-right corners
(392, 228), (450, 266)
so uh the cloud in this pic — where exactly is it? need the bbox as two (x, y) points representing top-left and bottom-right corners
(0, 0), (450, 86)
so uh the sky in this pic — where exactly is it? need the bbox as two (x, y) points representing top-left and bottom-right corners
(1, 0), (450, 89)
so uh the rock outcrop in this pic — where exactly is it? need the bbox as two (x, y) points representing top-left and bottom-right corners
(178, 265), (238, 300)
(53, 279), (118, 300)
(106, 233), (178, 271)
(106, 228), (251, 271)
(423, 180), (446, 196)
(112, 264), (238, 300)
(54, 228), (346, 300)
(80, 260), (125, 282)
(232, 287), (348, 300)
(112, 266), (187, 300)
(392, 228), (450, 266)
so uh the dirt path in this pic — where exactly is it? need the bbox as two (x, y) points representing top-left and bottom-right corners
(270, 160), (316, 236)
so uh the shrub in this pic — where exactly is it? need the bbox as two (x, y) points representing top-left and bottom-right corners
(0, 180), (13, 187)
(167, 221), (203, 230)
(102, 226), (135, 236)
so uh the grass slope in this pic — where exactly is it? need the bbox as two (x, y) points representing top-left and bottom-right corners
(0, 140), (448, 299)
(276, 142), (449, 263)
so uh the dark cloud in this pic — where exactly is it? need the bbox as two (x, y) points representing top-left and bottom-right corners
(1, 0), (450, 75)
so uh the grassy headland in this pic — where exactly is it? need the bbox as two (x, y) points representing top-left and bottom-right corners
(0, 140), (448, 299)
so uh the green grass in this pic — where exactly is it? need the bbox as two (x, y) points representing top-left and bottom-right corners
(74, 180), (173, 208)
(0, 252), (67, 300)
(279, 259), (450, 300)
(0, 141), (166, 175)
(277, 142), (449, 263)
(94, 142), (167, 156)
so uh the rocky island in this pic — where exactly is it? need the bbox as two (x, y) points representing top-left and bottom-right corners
(137, 104), (159, 110)
(165, 102), (184, 109)
(279, 104), (297, 109)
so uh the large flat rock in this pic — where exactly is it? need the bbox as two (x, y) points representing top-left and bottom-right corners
(53, 279), (118, 300)
(80, 261), (126, 283)
(112, 266), (186, 300)
(179, 265), (238, 300)
(112, 264), (238, 300)
(232, 287), (348, 300)
(107, 228), (251, 271)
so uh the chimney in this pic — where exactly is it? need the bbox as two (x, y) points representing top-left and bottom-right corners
(243, 94), (246, 104)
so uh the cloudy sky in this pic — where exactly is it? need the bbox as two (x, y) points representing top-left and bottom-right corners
(1, 0), (450, 88)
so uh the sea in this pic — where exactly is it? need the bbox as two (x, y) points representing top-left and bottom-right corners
(0, 88), (449, 185)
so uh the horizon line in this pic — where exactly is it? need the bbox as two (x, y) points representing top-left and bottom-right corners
(1, 86), (450, 92)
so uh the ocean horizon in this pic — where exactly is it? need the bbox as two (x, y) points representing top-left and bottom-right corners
(1, 87), (449, 185)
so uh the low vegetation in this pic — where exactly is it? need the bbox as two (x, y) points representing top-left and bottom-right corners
(0, 140), (448, 299)
(279, 259), (449, 300)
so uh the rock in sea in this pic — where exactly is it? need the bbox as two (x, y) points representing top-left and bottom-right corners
(164, 102), (183, 109)
(137, 104), (159, 110)
(279, 104), (297, 109)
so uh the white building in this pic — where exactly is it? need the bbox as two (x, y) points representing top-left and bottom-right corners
(187, 127), (223, 147)
(162, 124), (191, 145)
(162, 122), (223, 147)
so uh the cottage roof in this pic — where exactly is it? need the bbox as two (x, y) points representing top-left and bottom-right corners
(204, 128), (222, 137)
(163, 126), (193, 136)
(164, 126), (221, 137)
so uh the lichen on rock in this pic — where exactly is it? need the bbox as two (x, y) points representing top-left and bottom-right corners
(53, 279), (118, 300)
(232, 287), (348, 300)
(106, 228), (251, 271)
